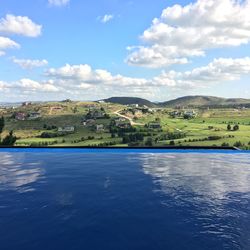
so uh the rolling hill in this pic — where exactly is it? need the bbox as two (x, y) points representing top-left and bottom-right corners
(161, 96), (250, 108)
(101, 97), (157, 107)
(100, 96), (250, 108)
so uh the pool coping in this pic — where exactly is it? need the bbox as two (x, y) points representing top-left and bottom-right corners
(0, 147), (249, 154)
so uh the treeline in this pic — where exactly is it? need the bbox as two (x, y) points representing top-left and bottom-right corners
(0, 116), (17, 146)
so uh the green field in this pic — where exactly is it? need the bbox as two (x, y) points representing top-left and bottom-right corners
(1, 101), (250, 149)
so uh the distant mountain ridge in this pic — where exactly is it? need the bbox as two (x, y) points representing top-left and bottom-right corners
(161, 96), (250, 108)
(101, 96), (250, 108)
(101, 97), (157, 107)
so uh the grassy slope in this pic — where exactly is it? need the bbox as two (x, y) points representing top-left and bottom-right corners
(135, 108), (250, 147)
(1, 101), (250, 148)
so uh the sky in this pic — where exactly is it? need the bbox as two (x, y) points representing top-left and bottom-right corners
(0, 0), (250, 102)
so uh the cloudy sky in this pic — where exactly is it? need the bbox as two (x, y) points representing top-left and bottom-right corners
(0, 0), (250, 102)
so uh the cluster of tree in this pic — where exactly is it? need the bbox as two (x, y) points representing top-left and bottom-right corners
(207, 136), (222, 141)
(232, 141), (250, 150)
(43, 124), (57, 130)
(0, 116), (4, 134)
(70, 136), (95, 144)
(40, 132), (65, 138)
(110, 126), (136, 135)
(159, 132), (185, 141)
(122, 133), (144, 144)
(29, 141), (59, 147)
(227, 124), (239, 131)
(72, 106), (78, 113)
(223, 121), (241, 125)
(234, 141), (244, 148)
(145, 137), (153, 146)
(0, 116), (17, 146)
(1, 131), (17, 146)
(87, 141), (119, 147)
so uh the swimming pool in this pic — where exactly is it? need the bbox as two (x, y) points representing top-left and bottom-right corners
(0, 150), (249, 250)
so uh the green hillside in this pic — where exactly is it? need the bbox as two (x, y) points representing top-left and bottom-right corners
(102, 97), (157, 107)
(161, 96), (250, 108)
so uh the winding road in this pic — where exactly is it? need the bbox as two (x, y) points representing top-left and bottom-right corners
(113, 110), (144, 126)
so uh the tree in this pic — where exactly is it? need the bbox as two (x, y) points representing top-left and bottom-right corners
(233, 124), (239, 131)
(234, 141), (243, 148)
(0, 116), (4, 134)
(73, 106), (78, 113)
(169, 140), (175, 146)
(145, 137), (153, 147)
(227, 124), (231, 131)
(1, 131), (17, 146)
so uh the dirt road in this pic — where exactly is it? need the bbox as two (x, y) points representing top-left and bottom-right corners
(113, 110), (144, 126)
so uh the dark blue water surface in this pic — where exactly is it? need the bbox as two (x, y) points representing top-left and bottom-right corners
(0, 151), (250, 250)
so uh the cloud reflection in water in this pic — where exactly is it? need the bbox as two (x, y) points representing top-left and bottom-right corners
(141, 154), (250, 201)
(0, 153), (44, 193)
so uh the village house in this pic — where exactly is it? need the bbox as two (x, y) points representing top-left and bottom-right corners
(96, 124), (105, 132)
(28, 112), (41, 120)
(115, 118), (131, 129)
(58, 126), (75, 133)
(170, 110), (182, 118)
(87, 109), (106, 119)
(82, 119), (96, 127)
(129, 104), (139, 108)
(148, 122), (162, 129)
(15, 112), (26, 121)
(184, 110), (197, 119)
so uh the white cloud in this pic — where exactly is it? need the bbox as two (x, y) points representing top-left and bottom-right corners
(99, 14), (114, 23)
(45, 58), (250, 96)
(181, 57), (250, 84)
(46, 64), (148, 86)
(0, 79), (59, 94)
(126, 0), (250, 68)
(12, 57), (48, 69)
(48, 0), (70, 7)
(18, 78), (59, 92)
(0, 81), (8, 91)
(2, 58), (250, 101)
(0, 14), (42, 37)
(155, 57), (250, 88)
(0, 36), (20, 55)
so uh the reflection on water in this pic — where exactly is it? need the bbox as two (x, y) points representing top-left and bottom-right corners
(141, 154), (250, 200)
(140, 153), (250, 249)
(0, 153), (44, 193)
(0, 152), (249, 250)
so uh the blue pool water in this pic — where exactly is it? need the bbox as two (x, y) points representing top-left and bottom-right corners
(0, 151), (250, 250)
